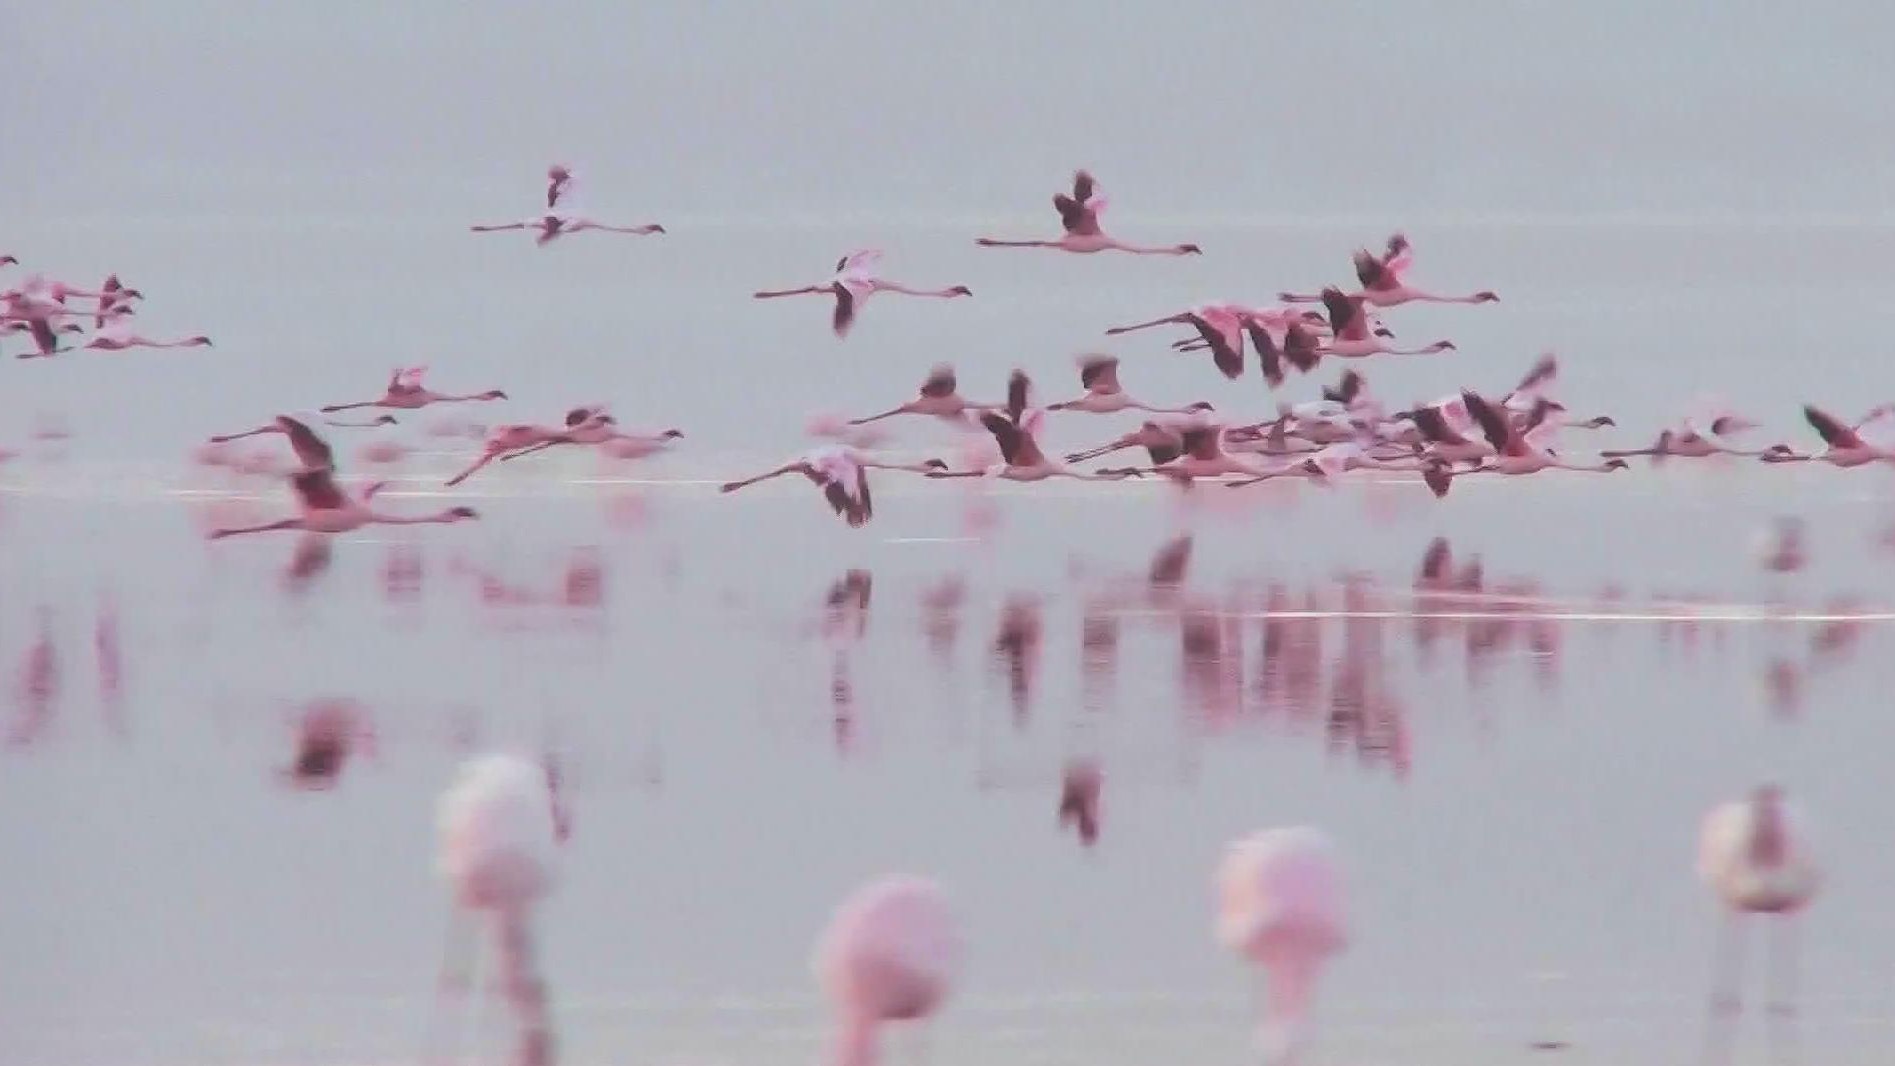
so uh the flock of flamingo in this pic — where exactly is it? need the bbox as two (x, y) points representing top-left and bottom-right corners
(3, 163), (1845, 1066)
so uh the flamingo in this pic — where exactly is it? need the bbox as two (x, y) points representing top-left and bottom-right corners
(471, 212), (665, 246)
(1281, 233), (1498, 307)
(3, 317), (83, 357)
(500, 412), (684, 461)
(1419, 391), (1629, 496)
(596, 430), (685, 461)
(1319, 288), (1455, 359)
(1759, 405), (1895, 468)
(1047, 354), (1213, 415)
(1699, 785), (1820, 1022)
(1226, 433), (1425, 488)
(435, 754), (573, 1066)
(1216, 827), (1348, 1065)
(848, 364), (994, 424)
(210, 466), (477, 538)
(720, 446), (946, 527)
(813, 875), (961, 1066)
(1100, 421), (1275, 482)
(545, 164), (574, 208)
(927, 371), (1119, 483)
(321, 367), (508, 413)
(443, 411), (613, 487)
(208, 415), (337, 471)
(1106, 304), (1249, 378)
(81, 311), (212, 352)
(975, 169), (1202, 255)
(753, 249), (972, 338)
(1064, 419), (1187, 466)
(1602, 418), (1777, 463)
(92, 274), (144, 327)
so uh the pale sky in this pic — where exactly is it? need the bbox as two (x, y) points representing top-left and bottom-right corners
(13, 2), (1895, 223)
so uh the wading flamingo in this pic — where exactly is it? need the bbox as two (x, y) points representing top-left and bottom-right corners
(435, 754), (573, 1066)
(1217, 827), (1348, 1065)
(975, 170), (1202, 255)
(1047, 354), (1213, 415)
(1281, 233), (1497, 307)
(753, 250), (972, 338)
(1698, 785), (1819, 1021)
(471, 212), (665, 246)
(322, 367), (508, 413)
(209, 467), (478, 538)
(813, 875), (961, 1066)
(720, 446), (947, 527)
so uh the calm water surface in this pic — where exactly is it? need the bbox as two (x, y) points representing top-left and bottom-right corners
(4, 221), (1895, 1066)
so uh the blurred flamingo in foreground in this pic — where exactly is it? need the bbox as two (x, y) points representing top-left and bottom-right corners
(1699, 785), (1819, 1021)
(435, 753), (573, 1066)
(813, 875), (961, 1066)
(1217, 827), (1348, 1065)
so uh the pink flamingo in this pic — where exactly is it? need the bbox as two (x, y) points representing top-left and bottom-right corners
(720, 446), (947, 527)
(93, 274), (143, 327)
(435, 754), (573, 1066)
(208, 415), (336, 472)
(1419, 391), (1629, 496)
(471, 212), (665, 246)
(322, 367), (508, 413)
(1047, 354), (1213, 415)
(813, 875), (961, 1066)
(1217, 827), (1348, 1065)
(976, 169), (1202, 255)
(1281, 233), (1498, 307)
(1320, 288), (1455, 359)
(1101, 420), (1279, 482)
(82, 312), (212, 352)
(848, 363), (995, 424)
(753, 249), (972, 338)
(928, 371), (1121, 483)
(1064, 419), (1188, 466)
(596, 431), (684, 461)
(209, 467), (477, 538)
(1699, 785), (1820, 1022)
(1760, 404), (1895, 468)
(3, 317), (83, 357)
(1107, 304), (1249, 378)
(500, 409), (683, 462)
(443, 409), (614, 487)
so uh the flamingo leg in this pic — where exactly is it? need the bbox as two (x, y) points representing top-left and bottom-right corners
(752, 286), (825, 299)
(499, 441), (567, 462)
(847, 407), (906, 425)
(1766, 916), (1799, 1017)
(426, 907), (478, 1066)
(208, 427), (278, 443)
(1104, 314), (1184, 336)
(444, 452), (502, 488)
(1710, 911), (1747, 1018)
(319, 400), (381, 413)
(209, 519), (305, 539)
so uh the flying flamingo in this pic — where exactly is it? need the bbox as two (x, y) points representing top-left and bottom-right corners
(753, 249), (972, 338)
(1107, 304), (1249, 378)
(720, 446), (947, 527)
(209, 467), (478, 538)
(1419, 391), (1628, 496)
(4, 317), (83, 357)
(1225, 433), (1426, 488)
(471, 212), (666, 246)
(1100, 421), (1276, 482)
(435, 754), (573, 1066)
(975, 169), (1202, 255)
(321, 367), (508, 413)
(500, 410), (684, 461)
(848, 364), (995, 424)
(81, 310), (212, 352)
(1047, 354), (1213, 415)
(596, 429), (685, 461)
(1602, 417), (1778, 463)
(927, 371), (1121, 483)
(1064, 419), (1187, 466)
(1281, 233), (1498, 307)
(1217, 827), (1348, 1065)
(1319, 288), (1455, 359)
(1759, 405), (1895, 468)
(208, 415), (337, 472)
(93, 274), (143, 327)
(1699, 785), (1819, 1022)
(813, 875), (961, 1066)
(443, 409), (615, 487)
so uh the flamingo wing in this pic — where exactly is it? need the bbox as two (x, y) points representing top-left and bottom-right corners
(831, 283), (856, 337)
(1510, 353), (1559, 401)
(1324, 370), (1365, 405)
(1320, 288), (1367, 341)
(1179, 426), (1219, 460)
(1418, 537), (1452, 582)
(1245, 321), (1285, 388)
(1383, 232), (1413, 275)
(290, 468), (350, 511)
(839, 249), (883, 277)
(1078, 355), (1118, 393)
(1281, 322), (1323, 373)
(1352, 250), (1393, 291)
(1071, 170), (1096, 204)
(1411, 405), (1465, 446)
(1804, 405), (1863, 449)
(979, 411), (1025, 465)
(1006, 370), (1031, 424)
(279, 416), (336, 471)
(1462, 391), (1516, 455)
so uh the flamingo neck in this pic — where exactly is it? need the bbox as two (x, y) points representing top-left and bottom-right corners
(1257, 950), (1323, 1063)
